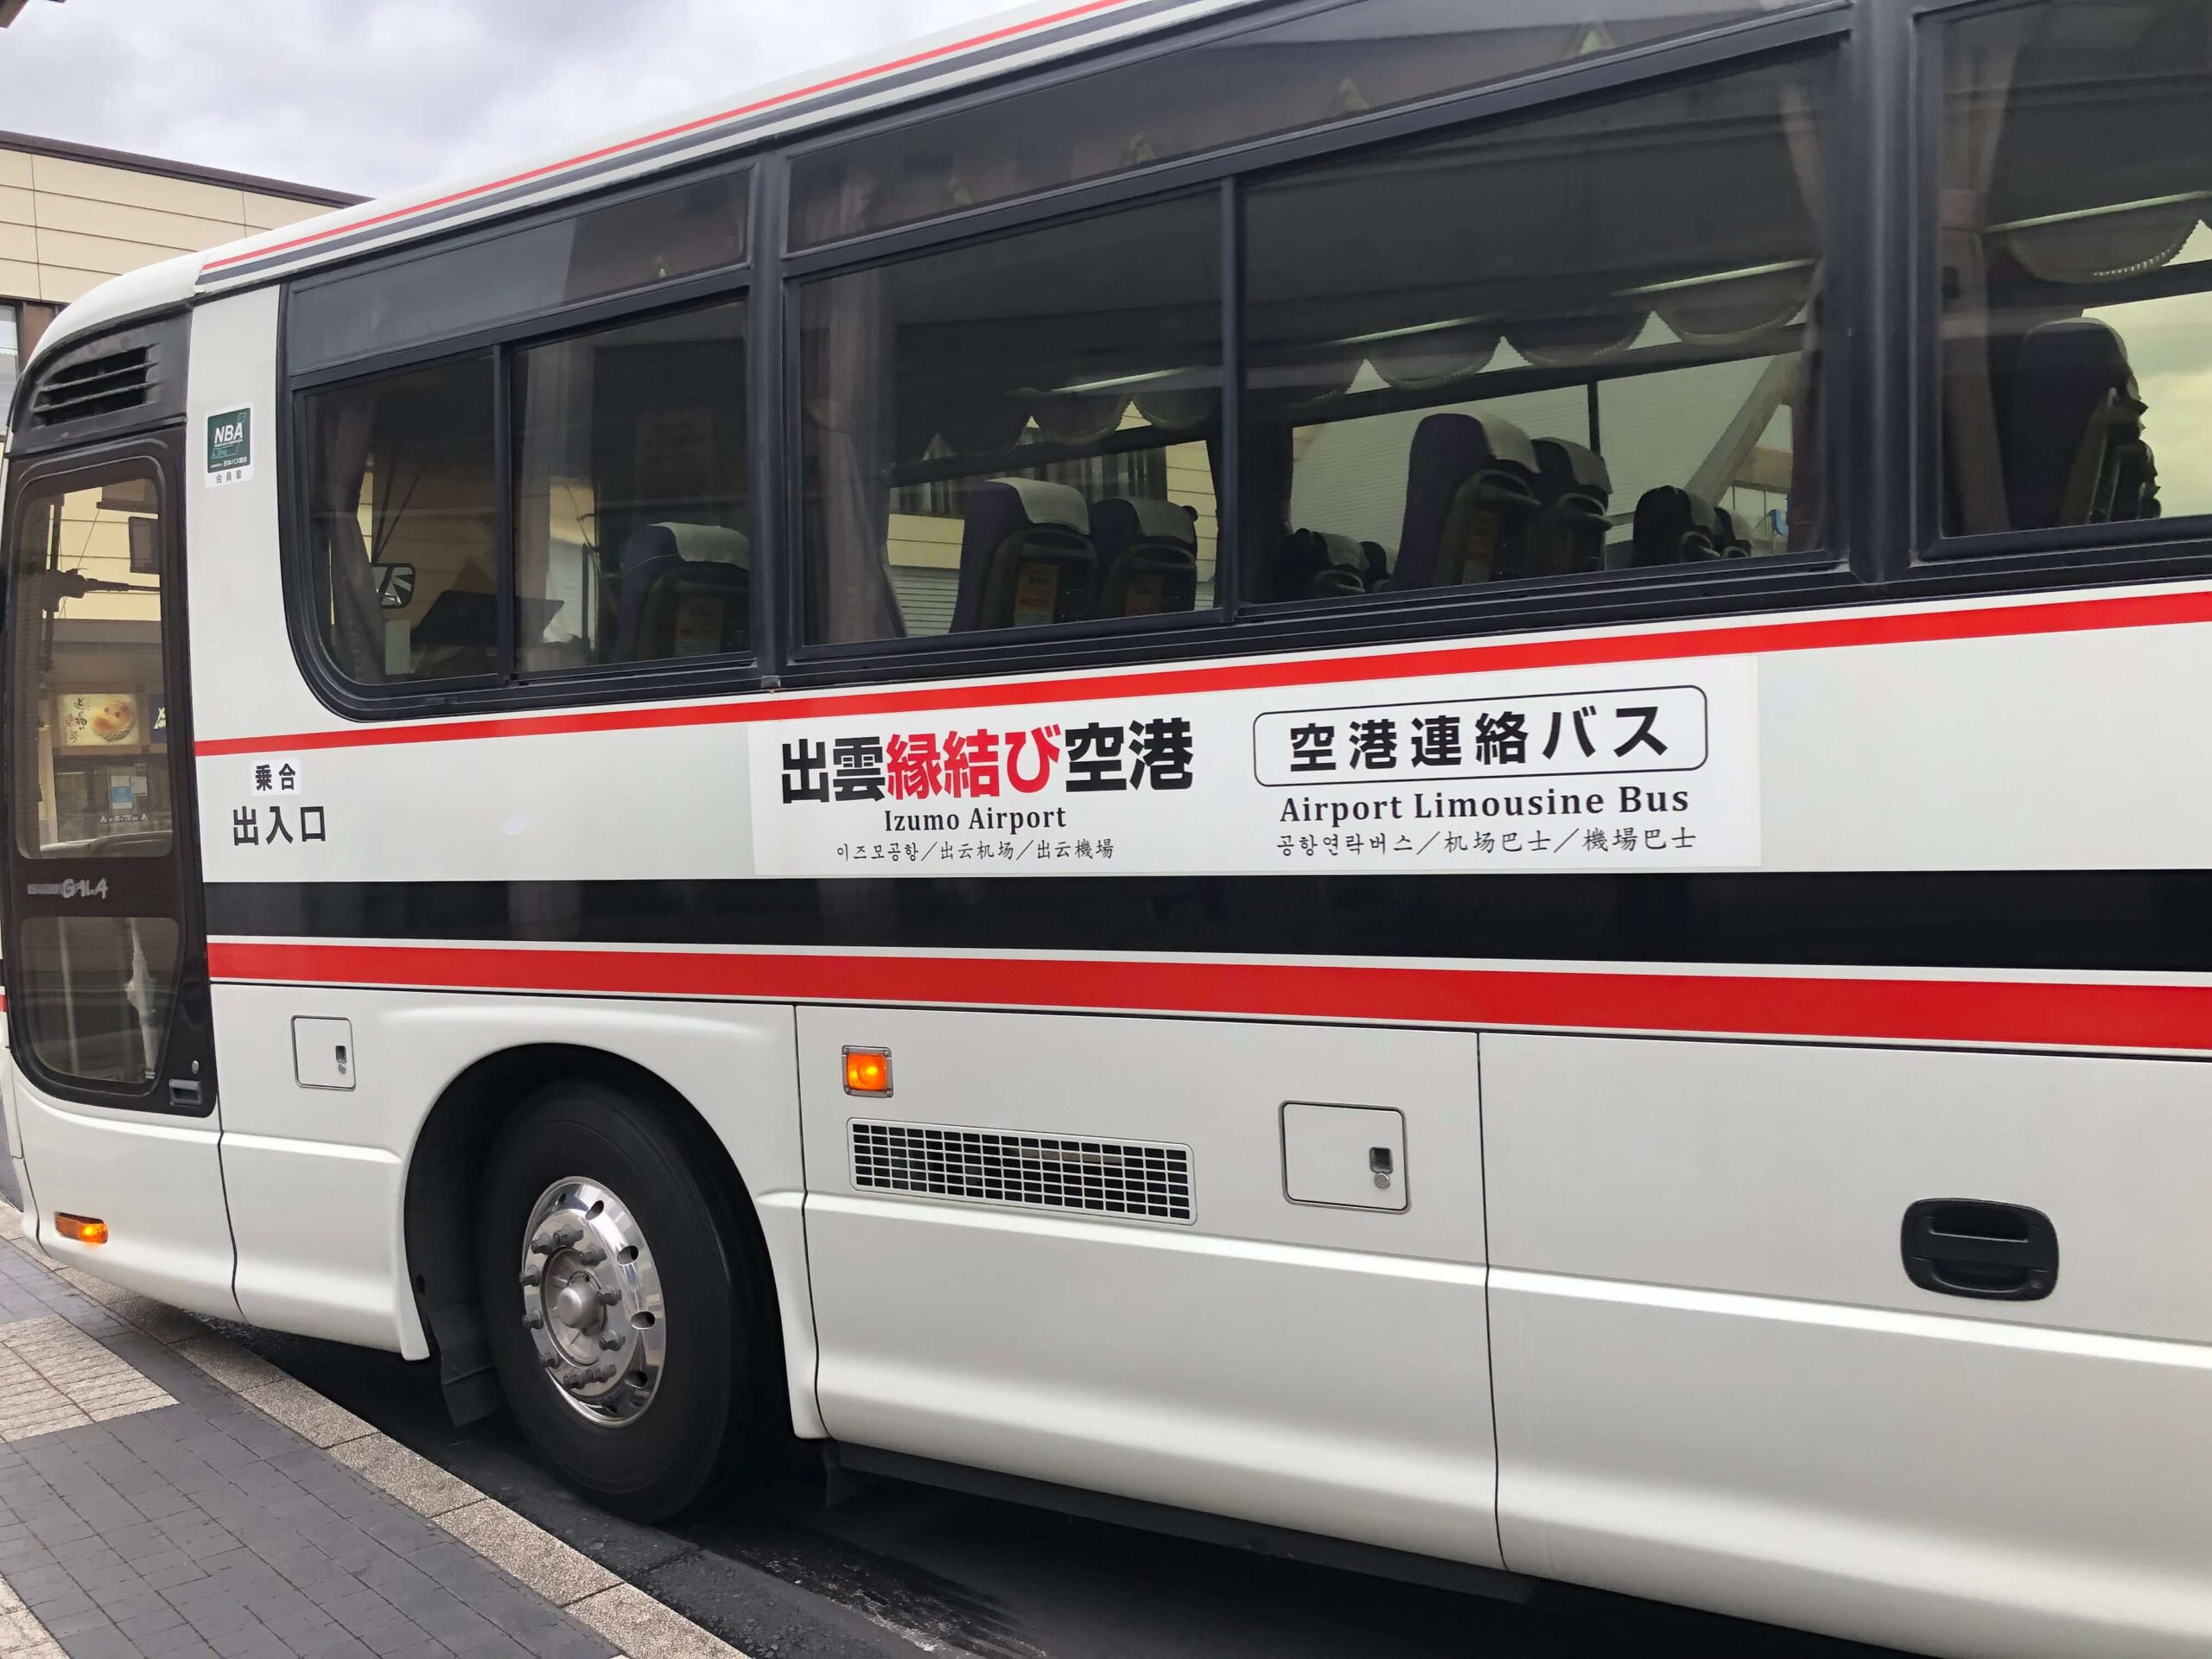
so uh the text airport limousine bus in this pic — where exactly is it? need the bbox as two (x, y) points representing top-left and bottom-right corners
(3, 0), (2210, 1652)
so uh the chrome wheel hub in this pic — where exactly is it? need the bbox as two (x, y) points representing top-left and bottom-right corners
(518, 1177), (664, 1424)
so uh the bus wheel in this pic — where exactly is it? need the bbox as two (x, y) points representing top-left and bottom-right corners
(474, 1079), (748, 1520)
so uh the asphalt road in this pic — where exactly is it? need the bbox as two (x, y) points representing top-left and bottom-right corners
(202, 1318), (1913, 1659)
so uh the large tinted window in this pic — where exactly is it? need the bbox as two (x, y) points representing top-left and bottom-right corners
(290, 168), (749, 372)
(1243, 54), (1829, 606)
(1937, 0), (2212, 537)
(303, 355), (500, 684)
(798, 194), (1222, 646)
(514, 302), (752, 671)
(791, 0), (1801, 246)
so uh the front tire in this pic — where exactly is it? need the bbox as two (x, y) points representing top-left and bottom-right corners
(475, 1079), (754, 1519)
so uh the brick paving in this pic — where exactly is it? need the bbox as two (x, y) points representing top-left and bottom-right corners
(0, 1233), (619, 1659)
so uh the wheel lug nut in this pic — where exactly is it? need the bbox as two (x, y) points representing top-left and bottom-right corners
(574, 1244), (604, 1265)
(541, 1351), (560, 1370)
(597, 1285), (622, 1305)
(523, 1313), (543, 1331)
(521, 1268), (543, 1287)
(598, 1332), (623, 1351)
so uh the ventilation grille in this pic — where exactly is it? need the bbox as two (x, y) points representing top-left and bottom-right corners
(851, 1120), (1192, 1224)
(29, 346), (152, 427)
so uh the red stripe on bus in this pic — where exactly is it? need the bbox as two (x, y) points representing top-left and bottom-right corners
(207, 941), (2212, 1053)
(194, 585), (2212, 758)
(200, 0), (1141, 276)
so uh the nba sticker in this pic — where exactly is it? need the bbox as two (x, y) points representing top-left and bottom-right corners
(207, 409), (253, 486)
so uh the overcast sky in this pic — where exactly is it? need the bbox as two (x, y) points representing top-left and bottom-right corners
(0, 0), (1011, 200)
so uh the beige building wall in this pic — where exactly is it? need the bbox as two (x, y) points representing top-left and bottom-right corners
(0, 142), (343, 308)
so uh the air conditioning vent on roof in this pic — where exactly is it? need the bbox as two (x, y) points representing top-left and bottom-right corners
(29, 346), (152, 428)
(850, 1119), (1193, 1224)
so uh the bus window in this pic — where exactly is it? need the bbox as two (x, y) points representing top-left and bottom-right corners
(789, 0), (1796, 248)
(302, 354), (499, 685)
(289, 167), (748, 373)
(797, 193), (1221, 646)
(1937, 0), (2212, 537)
(512, 300), (751, 671)
(1241, 54), (1829, 605)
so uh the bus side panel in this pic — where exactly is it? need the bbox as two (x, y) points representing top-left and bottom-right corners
(215, 985), (817, 1428)
(13, 1076), (240, 1319)
(1484, 1034), (2212, 1658)
(799, 1007), (1498, 1567)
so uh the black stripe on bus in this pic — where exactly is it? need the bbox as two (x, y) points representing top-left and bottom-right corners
(202, 871), (2212, 973)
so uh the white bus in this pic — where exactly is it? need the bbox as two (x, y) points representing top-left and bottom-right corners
(5, 0), (2212, 1651)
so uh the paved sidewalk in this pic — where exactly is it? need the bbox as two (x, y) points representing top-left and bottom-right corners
(0, 1207), (723, 1659)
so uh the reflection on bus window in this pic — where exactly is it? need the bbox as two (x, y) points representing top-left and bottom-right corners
(16, 916), (179, 1087)
(9, 470), (175, 856)
(798, 194), (1222, 645)
(790, 0), (1802, 247)
(1242, 55), (1827, 605)
(513, 301), (752, 672)
(1940, 0), (2212, 536)
(302, 355), (499, 684)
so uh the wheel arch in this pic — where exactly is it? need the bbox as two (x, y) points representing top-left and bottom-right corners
(400, 1042), (790, 1431)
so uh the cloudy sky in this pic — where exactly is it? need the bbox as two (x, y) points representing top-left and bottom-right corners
(0, 0), (1011, 199)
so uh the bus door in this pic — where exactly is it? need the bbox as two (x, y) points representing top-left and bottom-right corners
(2, 434), (235, 1316)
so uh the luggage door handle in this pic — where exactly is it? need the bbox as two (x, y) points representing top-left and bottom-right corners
(1901, 1198), (2057, 1301)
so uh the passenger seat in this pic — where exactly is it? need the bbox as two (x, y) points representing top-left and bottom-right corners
(2002, 319), (2156, 530)
(613, 523), (750, 660)
(1629, 486), (1722, 567)
(1394, 413), (1542, 587)
(1091, 498), (1200, 618)
(1527, 439), (1611, 577)
(950, 478), (1099, 632)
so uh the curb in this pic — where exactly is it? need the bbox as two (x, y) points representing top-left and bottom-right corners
(0, 1200), (749, 1659)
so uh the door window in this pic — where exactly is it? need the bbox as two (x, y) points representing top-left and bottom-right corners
(9, 462), (186, 1090)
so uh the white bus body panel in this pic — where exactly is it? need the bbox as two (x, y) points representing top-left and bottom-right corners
(799, 1007), (1500, 1567)
(1485, 1034), (2212, 1657)
(211, 982), (821, 1428)
(10, 1076), (238, 1319)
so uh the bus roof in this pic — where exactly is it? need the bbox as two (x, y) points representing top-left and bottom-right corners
(31, 0), (1259, 366)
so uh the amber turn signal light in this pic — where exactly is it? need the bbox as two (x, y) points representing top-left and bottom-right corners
(54, 1213), (107, 1246)
(842, 1047), (892, 1096)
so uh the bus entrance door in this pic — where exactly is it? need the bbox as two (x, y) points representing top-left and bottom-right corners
(2, 435), (235, 1319)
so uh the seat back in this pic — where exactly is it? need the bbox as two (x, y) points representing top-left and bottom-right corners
(1394, 413), (1541, 588)
(2003, 319), (2155, 530)
(1711, 505), (1751, 557)
(613, 523), (750, 661)
(950, 478), (1098, 632)
(1526, 439), (1611, 577)
(1630, 486), (1722, 568)
(1090, 497), (1200, 618)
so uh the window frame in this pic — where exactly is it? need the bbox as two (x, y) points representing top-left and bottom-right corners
(281, 170), (766, 722)
(774, 8), (1865, 690)
(1904, 0), (2212, 584)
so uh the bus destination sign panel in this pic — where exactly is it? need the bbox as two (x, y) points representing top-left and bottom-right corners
(749, 657), (1760, 877)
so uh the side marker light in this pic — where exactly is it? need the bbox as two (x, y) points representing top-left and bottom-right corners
(843, 1047), (892, 1096)
(54, 1213), (107, 1246)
